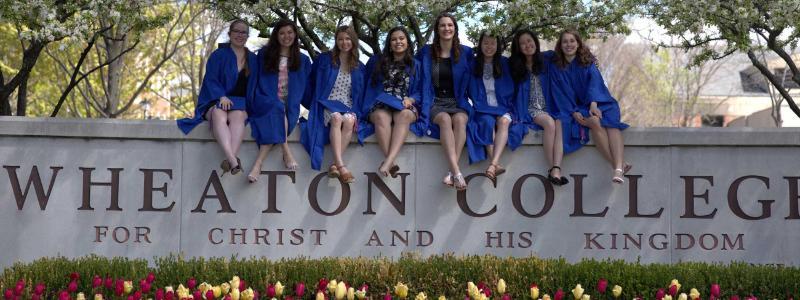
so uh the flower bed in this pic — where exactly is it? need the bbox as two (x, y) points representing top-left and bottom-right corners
(1, 255), (798, 300)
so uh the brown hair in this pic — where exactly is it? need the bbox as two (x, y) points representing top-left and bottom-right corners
(332, 25), (359, 73)
(431, 13), (461, 61)
(554, 29), (596, 68)
(262, 19), (301, 72)
(228, 19), (250, 76)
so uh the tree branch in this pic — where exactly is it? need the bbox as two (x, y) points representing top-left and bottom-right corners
(747, 50), (800, 118)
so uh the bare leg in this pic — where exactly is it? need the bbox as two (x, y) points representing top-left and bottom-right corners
(490, 116), (511, 166)
(607, 128), (625, 170)
(210, 108), (237, 167)
(329, 114), (345, 166)
(228, 110), (248, 157)
(281, 116), (297, 169)
(433, 113), (461, 176)
(248, 144), (274, 182)
(380, 109), (415, 175)
(553, 119), (564, 172)
(535, 114), (559, 178)
(586, 116), (614, 167)
(338, 116), (356, 176)
(452, 112), (468, 161)
(370, 109), (392, 156)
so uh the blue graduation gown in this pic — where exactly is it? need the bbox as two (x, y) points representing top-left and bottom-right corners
(247, 51), (312, 145)
(176, 46), (257, 134)
(539, 51), (591, 154)
(467, 56), (526, 162)
(357, 55), (424, 144)
(416, 44), (483, 164)
(299, 52), (366, 170)
(567, 57), (630, 130)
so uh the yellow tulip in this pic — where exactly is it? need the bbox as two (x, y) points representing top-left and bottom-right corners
(335, 281), (347, 300)
(479, 293), (487, 300)
(530, 286), (540, 300)
(677, 293), (687, 300)
(276, 282), (285, 297)
(468, 282), (479, 300)
(416, 292), (428, 300)
(317, 292), (326, 300)
(123, 281), (133, 295)
(542, 294), (551, 300)
(329, 280), (339, 294)
(497, 279), (507, 295)
(230, 276), (241, 290)
(689, 289), (700, 300)
(93, 294), (103, 300)
(395, 282), (409, 299)
(222, 283), (231, 295)
(213, 286), (223, 298)
(664, 296), (673, 300)
(581, 295), (590, 300)
(199, 282), (211, 294)
(231, 289), (241, 300)
(439, 296), (447, 300)
(355, 289), (367, 300)
(669, 280), (681, 293)
(612, 285), (622, 298)
(177, 284), (190, 299)
(572, 284), (584, 300)
(347, 287), (355, 300)
(76, 293), (86, 300)
(241, 288), (255, 300)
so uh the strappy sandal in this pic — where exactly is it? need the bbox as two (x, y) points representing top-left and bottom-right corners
(548, 166), (568, 186)
(443, 172), (454, 187)
(220, 159), (231, 176)
(230, 157), (243, 175)
(623, 162), (632, 175)
(612, 168), (624, 184)
(338, 165), (355, 183)
(328, 164), (340, 178)
(453, 173), (467, 191)
(485, 164), (506, 180)
(389, 164), (400, 178)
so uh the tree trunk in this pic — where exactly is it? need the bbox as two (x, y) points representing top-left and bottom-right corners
(104, 34), (128, 118)
(0, 41), (45, 116)
(16, 75), (28, 116)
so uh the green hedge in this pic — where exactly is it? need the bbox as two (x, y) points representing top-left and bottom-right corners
(1, 254), (799, 299)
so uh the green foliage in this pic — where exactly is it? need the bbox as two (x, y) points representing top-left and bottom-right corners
(2, 254), (799, 299)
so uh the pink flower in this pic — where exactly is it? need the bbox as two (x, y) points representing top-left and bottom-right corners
(4, 289), (13, 300)
(384, 293), (392, 300)
(268, 284), (277, 298)
(127, 296), (135, 300)
(206, 290), (216, 300)
(115, 280), (125, 296)
(709, 285), (720, 298)
(597, 278), (608, 294)
(730, 296), (740, 300)
(187, 278), (197, 291)
(318, 279), (329, 293)
(165, 290), (175, 300)
(240, 280), (248, 292)
(225, 295), (232, 300)
(59, 290), (71, 300)
(134, 290), (142, 300)
(68, 281), (79, 293)
(669, 285), (678, 297)
(296, 282), (306, 297)
(140, 280), (151, 293)
(360, 285), (368, 293)
(253, 290), (260, 300)
(656, 289), (665, 300)
(34, 283), (46, 295)
(156, 289), (165, 300)
(286, 296), (294, 300)
(105, 278), (113, 290)
(93, 276), (103, 289)
(70, 273), (81, 281)
(192, 290), (202, 300)
(555, 289), (565, 300)
(477, 282), (491, 298)
(32, 295), (41, 300)
(146, 273), (156, 284)
(501, 294), (511, 300)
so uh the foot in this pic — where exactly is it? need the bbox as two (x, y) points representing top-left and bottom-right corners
(230, 157), (243, 175)
(389, 164), (400, 178)
(453, 173), (467, 191)
(378, 161), (390, 177)
(442, 172), (453, 187)
(338, 165), (355, 183)
(612, 168), (624, 184)
(283, 151), (298, 170)
(247, 174), (258, 183)
(328, 164), (340, 178)
(485, 164), (498, 180)
(548, 166), (565, 186)
(623, 162), (632, 174)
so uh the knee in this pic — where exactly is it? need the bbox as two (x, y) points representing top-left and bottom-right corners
(453, 114), (468, 126)
(435, 114), (452, 127)
(586, 116), (602, 128)
(396, 110), (415, 123)
(343, 116), (356, 128)
(330, 114), (343, 126)
(497, 116), (511, 127)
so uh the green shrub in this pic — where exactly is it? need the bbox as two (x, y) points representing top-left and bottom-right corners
(1, 254), (798, 299)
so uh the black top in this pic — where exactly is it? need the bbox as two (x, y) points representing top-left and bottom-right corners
(433, 58), (455, 98)
(229, 68), (249, 97)
(384, 62), (410, 99)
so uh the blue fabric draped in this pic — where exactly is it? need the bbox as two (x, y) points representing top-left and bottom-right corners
(568, 56), (630, 131)
(537, 51), (593, 154)
(416, 44), (483, 164)
(246, 51), (312, 146)
(299, 52), (366, 170)
(357, 55), (424, 144)
(177, 46), (257, 134)
(467, 56), (527, 164)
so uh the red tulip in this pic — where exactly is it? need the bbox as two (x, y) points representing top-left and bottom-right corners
(359, 284), (368, 293)
(93, 276), (103, 289)
(240, 280), (248, 292)
(477, 282), (491, 298)
(70, 273), (80, 281)
(31, 295), (41, 300)
(267, 284), (277, 298)
(710, 285), (720, 298)
(4, 289), (13, 300)
(597, 278), (608, 294)
(134, 290), (143, 300)
(225, 295), (232, 300)
(105, 278), (114, 290)
(13, 285), (23, 296)
(296, 282), (306, 297)
(115, 280), (125, 296)
(127, 296), (135, 300)
(193, 290), (202, 300)
(165, 290), (175, 300)
(68, 281), (78, 293)
(156, 289), (165, 300)
(59, 290), (71, 300)
(501, 294), (511, 300)
(669, 285), (678, 297)
(187, 278), (197, 291)
(656, 289), (666, 300)
(384, 293), (392, 300)
(554, 289), (564, 300)
(730, 296), (740, 300)
(318, 279), (329, 292)
(286, 296), (295, 300)
(140, 280), (151, 293)
(34, 283), (46, 295)
(253, 291), (260, 300)
(146, 273), (156, 284)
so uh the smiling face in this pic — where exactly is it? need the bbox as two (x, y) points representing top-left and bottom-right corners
(336, 31), (353, 54)
(389, 30), (408, 56)
(437, 16), (456, 41)
(480, 35), (497, 58)
(277, 25), (296, 49)
(560, 32), (579, 57)
(518, 33), (538, 58)
(228, 22), (249, 48)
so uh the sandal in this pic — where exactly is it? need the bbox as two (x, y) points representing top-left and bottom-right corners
(548, 166), (568, 186)
(230, 157), (243, 175)
(328, 164), (340, 178)
(338, 165), (355, 183)
(612, 168), (624, 184)
(485, 164), (506, 180)
(443, 172), (453, 187)
(389, 164), (400, 178)
(453, 173), (467, 191)
(623, 162), (632, 175)
(220, 159), (231, 176)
